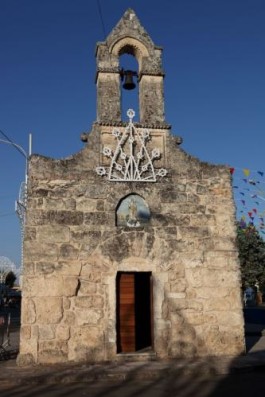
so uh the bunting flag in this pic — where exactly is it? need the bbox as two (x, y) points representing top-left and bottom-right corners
(231, 167), (265, 237)
(243, 169), (250, 177)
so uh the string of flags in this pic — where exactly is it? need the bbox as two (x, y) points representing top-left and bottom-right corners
(229, 167), (265, 235)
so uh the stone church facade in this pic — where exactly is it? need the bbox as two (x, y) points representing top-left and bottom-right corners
(18, 9), (245, 365)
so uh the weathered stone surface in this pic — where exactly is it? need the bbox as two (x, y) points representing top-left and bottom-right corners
(78, 279), (97, 295)
(74, 308), (103, 325)
(38, 340), (68, 364)
(35, 297), (63, 324)
(26, 210), (50, 226)
(17, 353), (36, 367)
(74, 295), (104, 309)
(68, 326), (104, 362)
(35, 262), (61, 275)
(71, 229), (101, 242)
(160, 190), (187, 203)
(84, 212), (110, 225)
(24, 241), (58, 261)
(38, 325), (55, 340)
(24, 227), (36, 241)
(101, 234), (130, 261)
(215, 311), (244, 327)
(16, 333), (38, 365)
(63, 297), (71, 310)
(21, 298), (36, 324)
(168, 298), (187, 311)
(36, 225), (70, 243)
(80, 255), (112, 273)
(169, 323), (198, 358)
(79, 268), (101, 282)
(62, 310), (76, 325)
(59, 244), (79, 260)
(49, 210), (84, 225)
(170, 278), (187, 293)
(20, 325), (31, 340)
(168, 265), (185, 279)
(35, 261), (82, 276)
(75, 198), (99, 212)
(56, 324), (70, 341)
(23, 276), (77, 297)
(20, 8), (245, 365)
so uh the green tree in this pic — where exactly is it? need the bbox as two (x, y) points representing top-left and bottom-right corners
(5, 271), (16, 288)
(237, 222), (265, 289)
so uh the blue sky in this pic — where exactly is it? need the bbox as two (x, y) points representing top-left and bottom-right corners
(1, 0), (265, 268)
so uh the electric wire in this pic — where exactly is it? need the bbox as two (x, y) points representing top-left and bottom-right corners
(97, 0), (107, 40)
(96, 0), (126, 117)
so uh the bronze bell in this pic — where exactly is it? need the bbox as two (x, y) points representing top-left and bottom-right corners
(121, 70), (137, 90)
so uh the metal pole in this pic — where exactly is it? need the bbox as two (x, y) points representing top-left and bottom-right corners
(0, 134), (30, 283)
(29, 133), (32, 156)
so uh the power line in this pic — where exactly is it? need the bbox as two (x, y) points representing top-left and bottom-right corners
(95, 0), (116, 74)
(97, 0), (107, 40)
(0, 129), (13, 143)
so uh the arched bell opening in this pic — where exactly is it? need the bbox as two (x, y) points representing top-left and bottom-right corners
(119, 53), (139, 121)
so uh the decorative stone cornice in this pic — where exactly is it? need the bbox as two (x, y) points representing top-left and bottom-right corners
(138, 71), (165, 80)
(95, 121), (171, 130)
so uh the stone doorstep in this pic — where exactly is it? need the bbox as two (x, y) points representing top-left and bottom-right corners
(114, 351), (157, 362)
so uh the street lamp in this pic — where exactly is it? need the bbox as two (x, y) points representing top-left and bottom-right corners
(0, 133), (32, 277)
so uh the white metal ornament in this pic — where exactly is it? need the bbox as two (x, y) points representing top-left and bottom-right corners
(96, 109), (167, 182)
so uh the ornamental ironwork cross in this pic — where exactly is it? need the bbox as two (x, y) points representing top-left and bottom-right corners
(96, 109), (167, 182)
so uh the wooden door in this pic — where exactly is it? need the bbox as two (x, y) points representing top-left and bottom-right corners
(116, 272), (152, 353)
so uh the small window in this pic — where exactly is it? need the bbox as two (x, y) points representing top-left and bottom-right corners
(116, 194), (150, 227)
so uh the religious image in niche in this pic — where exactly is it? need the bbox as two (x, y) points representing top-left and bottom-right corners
(116, 194), (150, 227)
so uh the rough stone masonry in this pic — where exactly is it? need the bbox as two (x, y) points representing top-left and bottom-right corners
(18, 9), (245, 365)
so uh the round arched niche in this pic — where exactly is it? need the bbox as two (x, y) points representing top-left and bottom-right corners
(116, 194), (150, 227)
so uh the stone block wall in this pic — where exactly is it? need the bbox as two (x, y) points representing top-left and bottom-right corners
(17, 126), (245, 365)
